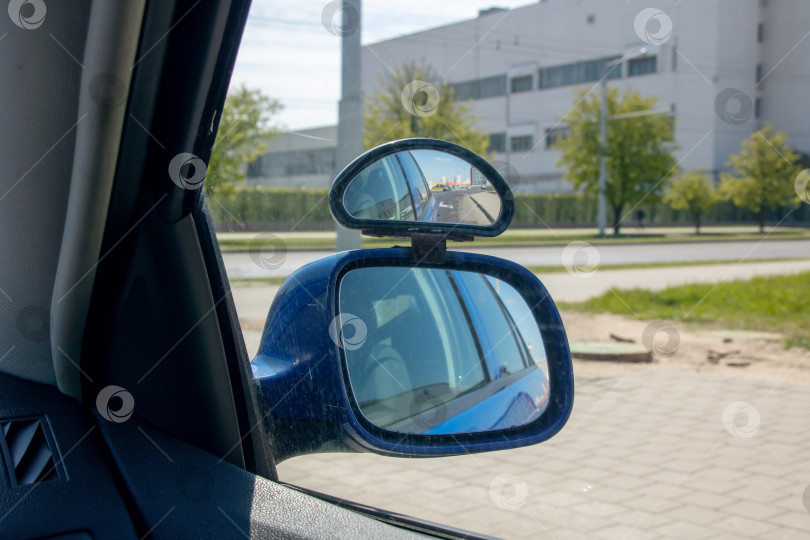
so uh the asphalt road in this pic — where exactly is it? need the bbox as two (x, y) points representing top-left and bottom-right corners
(431, 189), (500, 225)
(222, 238), (810, 280)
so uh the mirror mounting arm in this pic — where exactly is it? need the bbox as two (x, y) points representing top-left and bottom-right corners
(411, 233), (467, 264)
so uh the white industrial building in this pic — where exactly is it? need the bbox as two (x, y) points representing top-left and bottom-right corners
(246, 125), (337, 189)
(250, 0), (810, 193)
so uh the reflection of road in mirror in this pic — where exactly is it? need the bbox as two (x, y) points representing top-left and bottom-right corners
(432, 188), (499, 225)
(341, 147), (502, 226)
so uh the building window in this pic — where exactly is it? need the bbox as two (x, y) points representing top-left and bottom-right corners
(488, 133), (506, 153)
(757, 23), (764, 42)
(450, 74), (507, 100)
(250, 147), (336, 178)
(450, 80), (476, 101)
(510, 135), (533, 152)
(755, 98), (761, 118)
(627, 56), (657, 77)
(538, 56), (621, 90)
(756, 64), (763, 83)
(545, 126), (570, 149)
(478, 75), (506, 99)
(510, 75), (532, 93)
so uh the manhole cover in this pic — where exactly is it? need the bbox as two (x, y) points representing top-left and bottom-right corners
(569, 341), (652, 363)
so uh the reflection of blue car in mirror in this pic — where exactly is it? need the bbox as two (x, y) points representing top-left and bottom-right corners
(343, 150), (437, 223)
(340, 267), (549, 435)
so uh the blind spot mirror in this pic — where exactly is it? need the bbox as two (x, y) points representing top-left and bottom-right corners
(338, 266), (550, 435)
(330, 138), (514, 239)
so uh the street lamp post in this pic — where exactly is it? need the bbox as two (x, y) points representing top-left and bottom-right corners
(598, 76), (608, 237)
(336, 0), (363, 251)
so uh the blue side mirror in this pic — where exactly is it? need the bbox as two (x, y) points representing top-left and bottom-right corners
(252, 139), (573, 463)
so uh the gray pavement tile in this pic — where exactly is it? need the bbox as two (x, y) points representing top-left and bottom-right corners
(539, 529), (589, 540)
(738, 473), (797, 493)
(650, 520), (720, 539)
(771, 493), (808, 513)
(570, 500), (633, 519)
(763, 526), (805, 539)
(631, 452), (679, 466)
(594, 444), (640, 458)
(731, 485), (794, 506)
(711, 514), (780, 537)
(567, 466), (615, 483)
(659, 458), (706, 474)
(762, 431), (810, 447)
(415, 494), (481, 516)
(381, 468), (435, 485)
(722, 499), (785, 521)
(767, 511), (810, 534)
(593, 523), (650, 539)
(610, 509), (673, 529)
(532, 489), (591, 508)
(664, 503), (729, 525)
(648, 469), (692, 486)
(636, 482), (692, 500)
(698, 465), (758, 483)
(539, 508), (615, 533)
(682, 476), (740, 494)
(580, 453), (624, 471)
(623, 495), (684, 515)
(674, 489), (736, 510)
(601, 473), (651, 491)
(362, 480), (417, 496)
(584, 485), (639, 504)
(608, 462), (659, 478)
(759, 441), (808, 463)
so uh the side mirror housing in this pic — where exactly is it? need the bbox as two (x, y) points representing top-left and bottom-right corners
(252, 249), (574, 463)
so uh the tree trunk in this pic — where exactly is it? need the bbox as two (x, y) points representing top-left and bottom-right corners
(612, 203), (624, 236)
(694, 212), (701, 235)
(758, 207), (766, 233)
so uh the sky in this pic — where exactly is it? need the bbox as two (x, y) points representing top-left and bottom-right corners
(230, 0), (535, 130)
(411, 150), (474, 185)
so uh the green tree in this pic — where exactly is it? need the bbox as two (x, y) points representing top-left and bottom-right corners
(554, 87), (678, 234)
(719, 124), (802, 233)
(664, 170), (719, 234)
(363, 62), (490, 156)
(206, 85), (282, 196)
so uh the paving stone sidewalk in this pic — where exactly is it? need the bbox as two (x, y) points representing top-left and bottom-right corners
(277, 368), (810, 539)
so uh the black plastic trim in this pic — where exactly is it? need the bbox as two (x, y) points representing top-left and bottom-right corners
(282, 482), (497, 540)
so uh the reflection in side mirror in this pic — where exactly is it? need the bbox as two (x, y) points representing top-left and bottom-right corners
(342, 149), (502, 226)
(338, 266), (550, 435)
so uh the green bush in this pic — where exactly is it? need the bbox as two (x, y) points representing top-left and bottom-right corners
(208, 187), (331, 225)
(514, 194), (599, 225)
(209, 187), (806, 229)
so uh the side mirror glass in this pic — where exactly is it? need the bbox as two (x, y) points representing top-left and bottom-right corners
(338, 266), (549, 434)
(329, 138), (514, 238)
(342, 150), (501, 226)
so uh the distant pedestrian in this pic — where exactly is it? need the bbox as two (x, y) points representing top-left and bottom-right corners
(635, 209), (645, 229)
